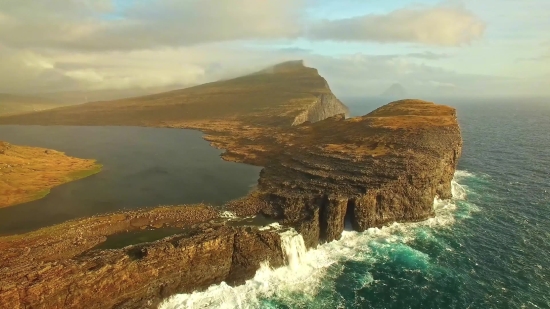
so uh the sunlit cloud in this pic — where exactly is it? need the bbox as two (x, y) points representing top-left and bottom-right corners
(308, 6), (485, 46)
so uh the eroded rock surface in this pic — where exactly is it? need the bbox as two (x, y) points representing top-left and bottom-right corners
(255, 100), (462, 244)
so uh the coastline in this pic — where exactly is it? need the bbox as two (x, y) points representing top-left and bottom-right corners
(0, 62), (462, 308)
(0, 99), (462, 309)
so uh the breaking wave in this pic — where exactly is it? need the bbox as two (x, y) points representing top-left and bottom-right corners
(219, 211), (238, 219)
(159, 171), (475, 309)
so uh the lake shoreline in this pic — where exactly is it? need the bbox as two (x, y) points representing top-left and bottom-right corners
(0, 141), (102, 209)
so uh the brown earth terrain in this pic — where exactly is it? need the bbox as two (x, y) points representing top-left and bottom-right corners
(0, 141), (102, 208)
(0, 61), (462, 308)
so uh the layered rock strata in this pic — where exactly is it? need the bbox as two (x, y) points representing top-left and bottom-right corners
(0, 206), (286, 309)
(256, 101), (462, 245)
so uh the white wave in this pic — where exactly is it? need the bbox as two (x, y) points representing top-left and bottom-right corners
(159, 175), (471, 309)
(451, 179), (467, 201)
(159, 229), (330, 309)
(454, 170), (475, 180)
(220, 211), (237, 219)
(280, 229), (307, 270)
(258, 222), (282, 231)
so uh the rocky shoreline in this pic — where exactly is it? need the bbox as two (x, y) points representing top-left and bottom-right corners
(0, 61), (462, 308)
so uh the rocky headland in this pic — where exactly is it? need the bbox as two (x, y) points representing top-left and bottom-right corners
(0, 61), (462, 308)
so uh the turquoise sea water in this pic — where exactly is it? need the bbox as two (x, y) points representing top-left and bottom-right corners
(160, 97), (550, 309)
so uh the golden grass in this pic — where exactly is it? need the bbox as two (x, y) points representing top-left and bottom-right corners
(368, 115), (457, 129)
(0, 103), (67, 116)
(0, 62), (330, 127)
(0, 143), (102, 208)
(365, 99), (457, 129)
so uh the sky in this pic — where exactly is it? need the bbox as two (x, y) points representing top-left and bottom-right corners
(0, 0), (549, 98)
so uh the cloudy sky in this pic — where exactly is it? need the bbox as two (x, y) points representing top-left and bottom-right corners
(0, 0), (549, 98)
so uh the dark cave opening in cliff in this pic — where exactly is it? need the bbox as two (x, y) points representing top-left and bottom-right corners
(344, 199), (355, 231)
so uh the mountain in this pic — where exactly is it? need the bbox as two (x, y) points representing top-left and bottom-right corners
(0, 93), (67, 116)
(381, 83), (407, 98)
(33, 86), (186, 105)
(0, 60), (349, 127)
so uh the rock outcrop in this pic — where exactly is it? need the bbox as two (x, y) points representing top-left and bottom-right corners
(0, 206), (290, 309)
(292, 93), (349, 125)
(0, 61), (462, 309)
(256, 100), (462, 244)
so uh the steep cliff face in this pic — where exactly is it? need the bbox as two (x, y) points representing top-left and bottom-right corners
(254, 100), (462, 245)
(292, 93), (349, 125)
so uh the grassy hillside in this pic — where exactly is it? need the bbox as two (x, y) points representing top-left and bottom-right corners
(0, 93), (67, 116)
(0, 61), (335, 126)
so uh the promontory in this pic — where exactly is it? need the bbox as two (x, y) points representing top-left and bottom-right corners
(0, 60), (462, 309)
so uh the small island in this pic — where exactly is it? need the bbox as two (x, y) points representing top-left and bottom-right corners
(0, 141), (101, 208)
(0, 61), (461, 309)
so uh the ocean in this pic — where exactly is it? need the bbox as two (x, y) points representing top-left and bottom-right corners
(159, 97), (549, 309)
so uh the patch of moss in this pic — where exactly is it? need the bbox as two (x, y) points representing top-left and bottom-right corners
(30, 188), (51, 201)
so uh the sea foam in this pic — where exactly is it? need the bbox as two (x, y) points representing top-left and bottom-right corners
(159, 171), (473, 309)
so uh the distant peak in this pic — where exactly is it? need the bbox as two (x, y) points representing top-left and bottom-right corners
(381, 83), (407, 97)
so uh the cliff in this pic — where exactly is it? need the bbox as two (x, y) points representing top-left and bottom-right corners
(0, 206), (289, 309)
(291, 93), (348, 125)
(255, 100), (461, 246)
(0, 61), (461, 309)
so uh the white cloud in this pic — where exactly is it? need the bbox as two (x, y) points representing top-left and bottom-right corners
(308, 6), (485, 46)
(2, 0), (547, 98)
(0, 45), (298, 93)
(0, 1), (485, 51)
(306, 53), (548, 97)
(0, 0), (305, 51)
(0, 45), (548, 97)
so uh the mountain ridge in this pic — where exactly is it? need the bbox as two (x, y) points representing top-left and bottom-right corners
(0, 60), (349, 127)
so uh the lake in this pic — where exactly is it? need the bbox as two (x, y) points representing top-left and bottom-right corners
(0, 125), (262, 235)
